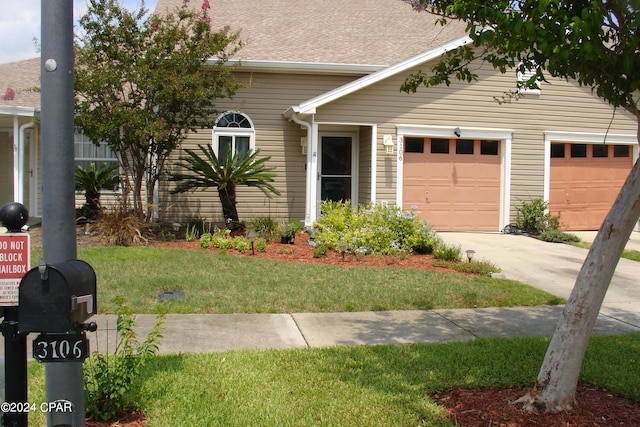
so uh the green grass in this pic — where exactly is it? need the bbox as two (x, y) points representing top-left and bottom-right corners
(27, 333), (640, 426)
(570, 241), (640, 262)
(34, 246), (564, 314)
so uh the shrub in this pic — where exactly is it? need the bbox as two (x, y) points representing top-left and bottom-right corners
(434, 243), (462, 262)
(92, 204), (149, 246)
(279, 220), (302, 238)
(514, 198), (560, 235)
(211, 228), (232, 249)
(185, 216), (206, 239)
(540, 229), (581, 243)
(313, 245), (329, 258)
(233, 236), (251, 253)
(313, 201), (441, 256)
(199, 233), (212, 249)
(251, 216), (278, 241)
(255, 238), (267, 252)
(84, 297), (164, 422)
(185, 225), (198, 242)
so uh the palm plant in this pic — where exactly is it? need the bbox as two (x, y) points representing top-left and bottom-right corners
(75, 162), (120, 219)
(169, 145), (280, 231)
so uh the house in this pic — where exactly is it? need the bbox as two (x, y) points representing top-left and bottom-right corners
(2, 0), (638, 231)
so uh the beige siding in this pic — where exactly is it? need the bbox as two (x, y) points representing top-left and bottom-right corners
(161, 72), (360, 225)
(313, 60), (637, 220)
(358, 125), (373, 204)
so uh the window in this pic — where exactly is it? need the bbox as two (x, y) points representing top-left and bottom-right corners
(212, 112), (255, 159)
(405, 137), (424, 153)
(456, 139), (474, 154)
(570, 144), (587, 158)
(480, 140), (499, 155)
(592, 145), (609, 158)
(550, 143), (565, 158)
(517, 66), (541, 95)
(614, 145), (630, 158)
(430, 139), (449, 154)
(74, 129), (119, 171)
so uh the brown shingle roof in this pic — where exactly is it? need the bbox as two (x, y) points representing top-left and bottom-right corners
(0, 58), (41, 109)
(156, 0), (467, 65)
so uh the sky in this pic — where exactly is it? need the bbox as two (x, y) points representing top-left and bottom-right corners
(0, 0), (158, 64)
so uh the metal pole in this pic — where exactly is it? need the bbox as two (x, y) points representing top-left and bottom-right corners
(2, 308), (27, 427)
(40, 1), (84, 426)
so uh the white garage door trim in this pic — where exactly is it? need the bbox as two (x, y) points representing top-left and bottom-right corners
(543, 131), (640, 231)
(396, 124), (513, 231)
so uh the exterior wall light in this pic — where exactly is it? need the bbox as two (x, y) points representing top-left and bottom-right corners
(383, 135), (394, 154)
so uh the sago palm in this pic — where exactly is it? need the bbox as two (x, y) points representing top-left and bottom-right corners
(75, 162), (120, 219)
(169, 144), (280, 231)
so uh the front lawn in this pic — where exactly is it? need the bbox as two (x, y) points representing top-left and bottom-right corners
(27, 334), (640, 426)
(62, 246), (564, 313)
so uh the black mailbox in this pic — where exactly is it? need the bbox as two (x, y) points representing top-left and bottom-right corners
(18, 259), (97, 334)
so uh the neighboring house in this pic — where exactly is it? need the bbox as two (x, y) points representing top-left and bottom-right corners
(2, 0), (638, 231)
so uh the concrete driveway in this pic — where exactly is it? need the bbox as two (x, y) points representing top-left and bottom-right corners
(440, 231), (640, 328)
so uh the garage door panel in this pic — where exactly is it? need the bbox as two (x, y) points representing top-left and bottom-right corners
(549, 143), (633, 230)
(403, 138), (501, 231)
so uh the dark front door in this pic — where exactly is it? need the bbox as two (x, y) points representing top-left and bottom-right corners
(320, 136), (352, 202)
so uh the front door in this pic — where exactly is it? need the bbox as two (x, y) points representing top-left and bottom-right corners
(319, 135), (353, 203)
(0, 131), (13, 205)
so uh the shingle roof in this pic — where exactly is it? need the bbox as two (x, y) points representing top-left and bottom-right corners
(0, 58), (41, 109)
(156, 0), (468, 66)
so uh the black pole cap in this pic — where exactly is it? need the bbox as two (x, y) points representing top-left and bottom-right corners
(0, 202), (29, 232)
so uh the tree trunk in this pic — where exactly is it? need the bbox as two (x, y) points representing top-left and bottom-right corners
(218, 183), (241, 231)
(523, 155), (640, 412)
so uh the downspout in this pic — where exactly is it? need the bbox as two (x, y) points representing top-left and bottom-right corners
(288, 112), (314, 227)
(17, 121), (35, 206)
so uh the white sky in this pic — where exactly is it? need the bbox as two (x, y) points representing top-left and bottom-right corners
(0, 0), (157, 64)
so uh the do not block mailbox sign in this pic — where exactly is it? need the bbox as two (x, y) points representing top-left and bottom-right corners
(0, 233), (30, 306)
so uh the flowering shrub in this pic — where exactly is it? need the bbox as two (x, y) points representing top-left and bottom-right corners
(313, 201), (441, 256)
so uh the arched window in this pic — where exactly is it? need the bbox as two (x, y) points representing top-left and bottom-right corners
(212, 112), (255, 160)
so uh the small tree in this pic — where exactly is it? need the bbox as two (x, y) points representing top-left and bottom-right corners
(170, 144), (281, 231)
(75, 163), (120, 220)
(75, 0), (243, 221)
(402, 0), (640, 413)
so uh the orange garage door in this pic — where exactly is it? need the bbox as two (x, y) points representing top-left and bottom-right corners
(403, 138), (501, 231)
(549, 143), (633, 231)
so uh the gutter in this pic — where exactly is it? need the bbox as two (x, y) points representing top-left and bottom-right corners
(213, 59), (385, 76)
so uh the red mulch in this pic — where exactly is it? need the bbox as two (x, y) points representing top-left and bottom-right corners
(89, 231), (640, 426)
(154, 230), (464, 273)
(86, 411), (146, 427)
(432, 384), (640, 426)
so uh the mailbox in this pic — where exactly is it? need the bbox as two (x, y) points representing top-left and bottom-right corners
(18, 260), (96, 334)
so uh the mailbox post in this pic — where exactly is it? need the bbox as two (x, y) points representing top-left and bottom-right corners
(1, 202), (30, 427)
(1, 203), (98, 427)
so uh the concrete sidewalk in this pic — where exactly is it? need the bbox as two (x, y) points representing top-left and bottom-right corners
(82, 305), (639, 356)
(2, 230), (638, 359)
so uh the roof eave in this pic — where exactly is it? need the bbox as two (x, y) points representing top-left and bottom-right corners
(212, 59), (386, 76)
(287, 35), (472, 116)
(0, 105), (38, 117)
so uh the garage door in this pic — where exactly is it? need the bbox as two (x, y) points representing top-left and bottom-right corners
(549, 143), (633, 230)
(403, 138), (501, 231)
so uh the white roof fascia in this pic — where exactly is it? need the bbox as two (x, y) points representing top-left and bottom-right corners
(217, 59), (386, 76)
(286, 35), (472, 116)
(0, 105), (38, 117)
(544, 130), (638, 145)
